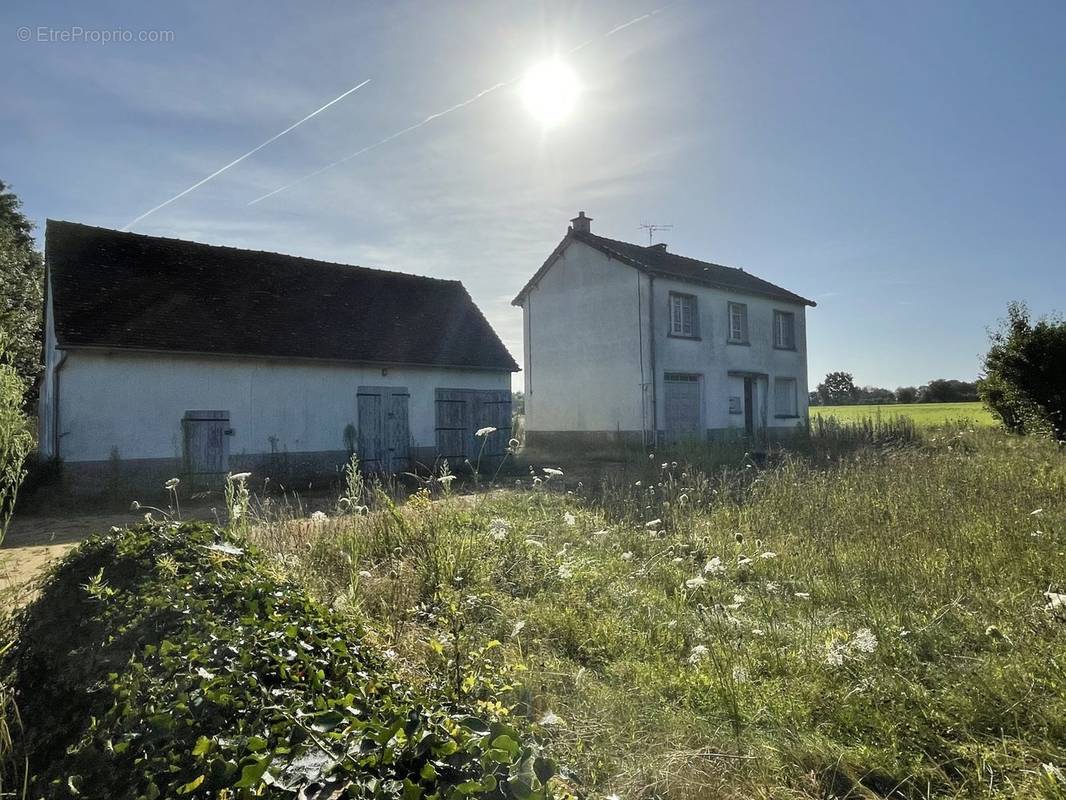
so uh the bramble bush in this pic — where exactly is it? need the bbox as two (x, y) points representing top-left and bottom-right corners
(2, 521), (565, 799)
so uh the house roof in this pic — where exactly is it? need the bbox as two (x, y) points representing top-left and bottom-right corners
(45, 220), (518, 371)
(512, 229), (816, 307)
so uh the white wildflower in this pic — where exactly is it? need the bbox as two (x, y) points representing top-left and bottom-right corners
(851, 627), (878, 654)
(439, 474), (456, 485)
(764, 581), (780, 592)
(621, 551), (634, 561)
(1045, 591), (1066, 613)
(474, 426), (497, 438)
(511, 620), (526, 638)
(207, 542), (243, 556)
(163, 477), (180, 490)
(732, 593), (747, 605)
(685, 575), (707, 590)
(228, 472), (251, 481)
(794, 591), (811, 600)
(543, 467), (564, 478)
(525, 538), (545, 549)
(358, 570), (372, 579)
(558, 564), (573, 579)
(645, 519), (662, 529)
(538, 710), (563, 726)
(732, 666), (748, 683)
(703, 556), (724, 575)
(508, 437), (521, 449)
(488, 517), (511, 540)
(310, 510), (328, 522)
(737, 555), (752, 567)
(687, 644), (709, 664)
(751, 628), (765, 636)
(825, 642), (847, 667)
(563, 511), (576, 526)
(760, 551), (777, 560)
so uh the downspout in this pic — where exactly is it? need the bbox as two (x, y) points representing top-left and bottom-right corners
(53, 350), (67, 459)
(648, 275), (657, 448)
(636, 271), (645, 445)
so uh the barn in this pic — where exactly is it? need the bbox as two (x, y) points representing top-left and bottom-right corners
(37, 221), (517, 492)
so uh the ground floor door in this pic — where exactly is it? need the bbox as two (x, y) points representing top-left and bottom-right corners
(357, 387), (410, 472)
(663, 373), (701, 444)
(434, 388), (511, 464)
(182, 410), (230, 487)
(743, 378), (755, 435)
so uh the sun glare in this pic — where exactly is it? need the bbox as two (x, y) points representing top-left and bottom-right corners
(520, 59), (579, 128)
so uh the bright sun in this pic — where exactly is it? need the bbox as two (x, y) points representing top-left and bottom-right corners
(520, 59), (579, 128)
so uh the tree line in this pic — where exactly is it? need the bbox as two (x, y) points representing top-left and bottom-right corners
(809, 373), (979, 407)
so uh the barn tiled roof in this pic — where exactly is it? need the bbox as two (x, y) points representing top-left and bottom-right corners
(46, 220), (518, 371)
(512, 229), (816, 307)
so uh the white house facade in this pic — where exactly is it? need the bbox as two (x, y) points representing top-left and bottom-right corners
(39, 221), (516, 492)
(513, 213), (815, 450)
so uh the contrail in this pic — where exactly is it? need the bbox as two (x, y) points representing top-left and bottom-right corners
(121, 78), (372, 230)
(249, 80), (508, 205)
(248, 5), (671, 206)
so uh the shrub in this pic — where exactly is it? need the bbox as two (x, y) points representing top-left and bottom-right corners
(3, 522), (563, 799)
(980, 302), (1066, 439)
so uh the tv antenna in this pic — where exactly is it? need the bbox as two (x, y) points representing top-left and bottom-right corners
(639, 222), (673, 245)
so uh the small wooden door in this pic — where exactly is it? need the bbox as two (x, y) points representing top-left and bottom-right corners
(663, 373), (701, 444)
(357, 387), (410, 472)
(182, 410), (230, 484)
(434, 389), (511, 461)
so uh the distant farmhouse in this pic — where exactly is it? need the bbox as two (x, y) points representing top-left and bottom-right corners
(513, 213), (815, 450)
(38, 221), (517, 491)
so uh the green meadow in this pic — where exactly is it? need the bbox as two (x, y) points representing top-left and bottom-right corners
(813, 401), (996, 428)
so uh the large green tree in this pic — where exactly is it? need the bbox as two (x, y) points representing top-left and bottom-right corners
(0, 181), (44, 407)
(979, 302), (1066, 439)
(817, 371), (857, 405)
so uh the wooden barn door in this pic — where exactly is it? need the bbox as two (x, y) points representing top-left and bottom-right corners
(357, 387), (409, 472)
(435, 389), (511, 462)
(182, 410), (230, 487)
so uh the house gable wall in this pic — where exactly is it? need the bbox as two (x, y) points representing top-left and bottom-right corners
(520, 240), (650, 441)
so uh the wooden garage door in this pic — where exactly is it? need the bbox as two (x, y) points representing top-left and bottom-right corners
(663, 373), (701, 444)
(435, 389), (511, 461)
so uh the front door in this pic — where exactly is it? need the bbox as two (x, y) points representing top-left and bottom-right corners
(663, 373), (701, 445)
(743, 378), (754, 435)
(357, 387), (410, 472)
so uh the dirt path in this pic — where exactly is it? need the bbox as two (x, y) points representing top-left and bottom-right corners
(1, 505), (220, 606)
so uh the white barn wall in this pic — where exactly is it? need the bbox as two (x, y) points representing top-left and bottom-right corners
(51, 349), (509, 489)
(521, 241), (650, 440)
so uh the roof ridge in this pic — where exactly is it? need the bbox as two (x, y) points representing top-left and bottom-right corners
(45, 219), (463, 286)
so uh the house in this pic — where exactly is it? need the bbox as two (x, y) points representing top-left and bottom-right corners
(38, 221), (517, 492)
(512, 212), (815, 450)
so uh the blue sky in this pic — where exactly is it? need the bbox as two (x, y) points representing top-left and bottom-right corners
(3, 0), (1064, 391)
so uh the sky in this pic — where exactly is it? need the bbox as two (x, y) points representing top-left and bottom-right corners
(3, 0), (1065, 391)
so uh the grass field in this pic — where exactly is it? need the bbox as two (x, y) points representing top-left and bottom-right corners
(240, 425), (1064, 799)
(813, 400), (996, 427)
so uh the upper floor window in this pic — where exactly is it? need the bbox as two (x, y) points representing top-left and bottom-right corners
(669, 292), (698, 338)
(773, 310), (796, 350)
(774, 377), (798, 417)
(728, 302), (748, 343)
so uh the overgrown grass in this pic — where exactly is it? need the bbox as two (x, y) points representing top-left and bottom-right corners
(247, 427), (1066, 799)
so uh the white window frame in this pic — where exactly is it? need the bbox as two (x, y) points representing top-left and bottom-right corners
(773, 310), (796, 350)
(728, 302), (748, 343)
(774, 376), (798, 418)
(669, 292), (698, 338)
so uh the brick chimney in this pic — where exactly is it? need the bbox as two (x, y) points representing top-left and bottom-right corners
(570, 211), (592, 234)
